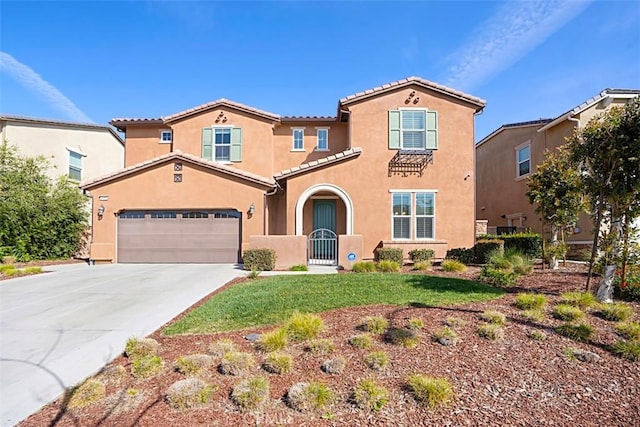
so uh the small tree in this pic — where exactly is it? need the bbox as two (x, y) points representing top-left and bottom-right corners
(526, 148), (584, 269)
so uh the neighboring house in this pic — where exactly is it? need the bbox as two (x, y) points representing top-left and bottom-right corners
(476, 89), (640, 250)
(0, 115), (125, 183)
(80, 77), (486, 267)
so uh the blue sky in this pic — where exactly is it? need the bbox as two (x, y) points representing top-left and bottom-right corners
(1, 0), (639, 141)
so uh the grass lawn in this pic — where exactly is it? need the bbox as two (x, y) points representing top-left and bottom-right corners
(164, 273), (504, 335)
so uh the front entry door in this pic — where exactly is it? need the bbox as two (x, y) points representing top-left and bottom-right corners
(310, 200), (337, 264)
(313, 200), (336, 232)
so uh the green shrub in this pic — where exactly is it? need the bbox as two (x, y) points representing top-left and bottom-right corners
(446, 247), (475, 264)
(125, 337), (160, 359)
(432, 327), (458, 346)
(351, 261), (376, 272)
(3, 268), (19, 277)
(360, 316), (388, 334)
(514, 264), (534, 275)
(289, 264), (308, 271)
(385, 327), (419, 348)
(477, 324), (505, 340)
(353, 379), (389, 411)
(287, 312), (324, 341)
(263, 352), (293, 374)
(560, 291), (598, 309)
(528, 330), (547, 341)
(522, 309), (545, 322)
(287, 381), (334, 412)
(68, 379), (106, 409)
(0, 265), (16, 274)
(364, 351), (389, 371)
(408, 249), (435, 262)
(166, 378), (215, 410)
(349, 334), (374, 349)
(219, 351), (255, 376)
(256, 328), (288, 352)
(94, 365), (127, 385)
(321, 356), (346, 374)
(246, 269), (261, 279)
(306, 339), (334, 355)
(478, 233), (542, 258)
(242, 248), (276, 271)
(515, 293), (547, 310)
(444, 316), (465, 329)
(553, 304), (585, 321)
(442, 259), (467, 272)
(475, 239), (504, 264)
(208, 339), (236, 359)
(175, 354), (213, 377)
(479, 266), (518, 287)
(23, 266), (42, 274)
(555, 323), (594, 342)
(374, 247), (403, 265)
(609, 340), (640, 361)
(413, 260), (432, 271)
(1, 256), (16, 264)
(131, 355), (164, 379)
(408, 318), (424, 330)
(616, 321), (640, 341)
(376, 260), (400, 273)
(231, 377), (270, 412)
(480, 310), (506, 325)
(406, 374), (454, 409)
(615, 264), (640, 301)
(597, 303), (634, 322)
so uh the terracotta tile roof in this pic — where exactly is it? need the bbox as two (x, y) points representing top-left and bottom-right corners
(476, 119), (553, 147)
(281, 116), (337, 122)
(339, 76), (486, 111)
(80, 150), (275, 190)
(163, 98), (281, 123)
(274, 147), (362, 180)
(110, 118), (164, 129)
(0, 114), (124, 145)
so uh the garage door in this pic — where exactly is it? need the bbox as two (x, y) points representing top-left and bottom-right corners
(117, 210), (241, 263)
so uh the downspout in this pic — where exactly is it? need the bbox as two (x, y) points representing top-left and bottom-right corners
(83, 189), (94, 264)
(263, 182), (282, 235)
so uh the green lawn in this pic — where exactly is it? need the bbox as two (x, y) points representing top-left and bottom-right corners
(164, 274), (504, 335)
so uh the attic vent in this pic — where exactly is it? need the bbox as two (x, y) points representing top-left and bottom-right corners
(388, 149), (433, 177)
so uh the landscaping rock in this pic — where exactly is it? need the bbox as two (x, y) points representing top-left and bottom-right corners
(244, 333), (261, 342)
(573, 349), (601, 363)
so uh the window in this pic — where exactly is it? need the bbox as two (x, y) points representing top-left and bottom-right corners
(160, 130), (172, 143)
(389, 109), (438, 150)
(292, 128), (305, 151)
(202, 127), (242, 162)
(316, 128), (329, 151)
(68, 151), (83, 181)
(182, 211), (208, 219)
(401, 110), (426, 149)
(516, 143), (531, 178)
(391, 191), (436, 240)
(150, 211), (177, 219)
(214, 128), (231, 161)
(120, 211), (145, 219)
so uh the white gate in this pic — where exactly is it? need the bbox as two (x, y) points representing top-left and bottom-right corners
(308, 228), (337, 265)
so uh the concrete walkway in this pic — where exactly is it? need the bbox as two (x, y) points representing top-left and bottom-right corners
(0, 263), (243, 426)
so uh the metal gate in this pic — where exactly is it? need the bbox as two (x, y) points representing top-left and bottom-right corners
(308, 228), (337, 265)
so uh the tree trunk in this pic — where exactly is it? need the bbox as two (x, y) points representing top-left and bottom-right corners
(596, 217), (621, 303)
(550, 225), (559, 270)
(586, 195), (604, 292)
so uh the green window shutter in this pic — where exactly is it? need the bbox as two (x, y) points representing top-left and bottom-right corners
(426, 110), (438, 150)
(388, 110), (401, 149)
(202, 128), (213, 160)
(230, 127), (242, 162)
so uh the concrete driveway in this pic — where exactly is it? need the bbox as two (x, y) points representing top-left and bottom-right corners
(0, 263), (243, 426)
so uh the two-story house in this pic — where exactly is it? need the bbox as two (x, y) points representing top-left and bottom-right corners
(81, 77), (486, 267)
(476, 89), (639, 251)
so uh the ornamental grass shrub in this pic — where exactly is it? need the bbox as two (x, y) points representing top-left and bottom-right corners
(286, 312), (324, 342)
(480, 310), (506, 325)
(175, 354), (213, 377)
(124, 337), (160, 359)
(477, 324), (505, 341)
(263, 352), (293, 374)
(555, 323), (594, 342)
(441, 259), (467, 272)
(609, 340), (640, 362)
(306, 339), (335, 355)
(553, 304), (586, 321)
(131, 355), (164, 379)
(321, 356), (346, 375)
(385, 327), (419, 348)
(351, 261), (377, 273)
(406, 374), (454, 409)
(68, 379), (106, 409)
(219, 351), (255, 376)
(352, 379), (389, 411)
(256, 328), (288, 352)
(231, 377), (270, 412)
(364, 351), (389, 371)
(515, 293), (547, 310)
(166, 378), (215, 410)
(597, 303), (634, 322)
(376, 260), (400, 273)
(616, 321), (640, 341)
(560, 291), (598, 310)
(359, 316), (389, 334)
(349, 334), (374, 349)
(287, 381), (334, 412)
(208, 338), (236, 359)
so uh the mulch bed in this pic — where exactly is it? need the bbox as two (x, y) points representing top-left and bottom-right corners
(20, 266), (640, 426)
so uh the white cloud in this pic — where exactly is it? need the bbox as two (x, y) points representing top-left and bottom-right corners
(443, 0), (593, 91)
(0, 51), (93, 123)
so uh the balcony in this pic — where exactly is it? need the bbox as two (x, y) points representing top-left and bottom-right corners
(388, 149), (433, 177)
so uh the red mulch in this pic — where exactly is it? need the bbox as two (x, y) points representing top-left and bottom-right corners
(20, 266), (640, 426)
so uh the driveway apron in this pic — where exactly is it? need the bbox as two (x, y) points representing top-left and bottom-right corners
(0, 263), (242, 426)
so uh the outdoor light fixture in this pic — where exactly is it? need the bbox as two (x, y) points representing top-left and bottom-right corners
(248, 203), (255, 215)
(97, 204), (105, 219)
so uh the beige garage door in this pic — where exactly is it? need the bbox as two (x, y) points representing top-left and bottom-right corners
(117, 210), (240, 263)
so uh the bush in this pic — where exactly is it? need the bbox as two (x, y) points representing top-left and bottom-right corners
(479, 266), (518, 287)
(553, 304), (585, 321)
(444, 316), (465, 329)
(446, 247), (475, 264)
(306, 339), (334, 355)
(289, 264), (308, 271)
(528, 330), (547, 341)
(408, 249), (435, 262)
(364, 351), (389, 371)
(406, 374), (454, 409)
(1, 255), (16, 264)
(477, 324), (505, 340)
(376, 260), (400, 273)
(321, 356), (346, 374)
(475, 239), (504, 264)
(166, 378), (215, 410)
(349, 334), (374, 349)
(432, 327), (458, 346)
(175, 354), (213, 377)
(374, 247), (403, 265)
(480, 310), (506, 325)
(208, 339), (236, 359)
(413, 260), (432, 271)
(353, 379), (389, 411)
(0, 264), (16, 274)
(408, 318), (424, 330)
(351, 261), (377, 273)
(231, 377), (270, 412)
(515, 293), (546, 310)
(263, 352), (293, 374)
(597, 303), (634, 322)
(555, 323), (594, 342)
(23, 266), (42, 274)
(131, 355), (164, 379)
(609, 340), (640, 361)
(522, 309), (545, 322)
(287, 381), (334, 412)
(442, 259), (467, 272)
(513, 264), (534, 275)
(478, 233), (542, 258)
(219, 351), (255, 376)
(257, 328), (288, 352)
(615, 264), (640, 301)
(3, 268), (19, 277)
(125, 337), (160, 359)
(242, 248), (276, 271)
(560, 291), (598, 309)
(360, 316), (388, 334)
(385, 327), (419, 348)
(68, 379), (106, 409)
(616, 321), (640, 341)
(287, 312), (324, 341)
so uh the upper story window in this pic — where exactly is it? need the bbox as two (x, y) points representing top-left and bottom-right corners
(292, 128), (305, 151)
(202, 126), (243, 163)
(68, 150), (83, 181)
(214, 128), (231, 162)
(160, 130), (172, 143)
(516, 142), (531, 178)
(389, 109), (438, 150)
(316, 128), (329, 151)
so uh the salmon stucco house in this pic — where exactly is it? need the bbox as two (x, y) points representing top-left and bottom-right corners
(81, 77), (486, 268)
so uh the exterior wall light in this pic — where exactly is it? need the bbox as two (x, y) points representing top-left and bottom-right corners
(97, 204), (105, 219)
(248, 203), (255, 215)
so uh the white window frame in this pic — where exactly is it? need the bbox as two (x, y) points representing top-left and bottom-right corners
(213, 126), (232, 163)
(398, 108), (427, 150)
(390, 190), (438, 240)
(66, 148), (86, 181)
(415, 192), (435, 240)
(391, 192), (412, 240)
(315, 127), (329, 151)
(291, 127), (305, 151)
(160, 130), (172, 143)
(515, 140), (531, 180)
